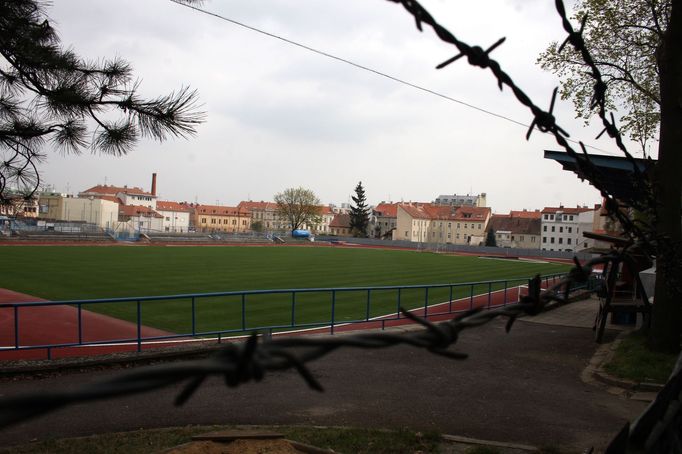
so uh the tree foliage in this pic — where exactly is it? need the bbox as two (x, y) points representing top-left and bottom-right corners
(537, 0), (671, 153)
(274, 187), (321, 233)
(485, 229), (497, 247)
(0, 0), (205, 204)
(538, 0), (681, 352)
(349, 181), (370, 237)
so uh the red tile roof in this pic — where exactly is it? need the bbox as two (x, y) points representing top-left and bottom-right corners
(196, 205), (249, 216)
(487, 215), (541, 235)
(450, 206), (491, 222)
(156, 200), (192, 212)
(81, 185), (154, 197)
(398, 204), (431, 219)
(319, 205), (334, 215)
(119, 205), (163, 218)
(398, 203), (490, 222)
(509, 210), (542, 219)
(238, 201), (278, 211)
(329, 213), (351, 228)
(541, 206), (593, 214)
(374, 203), (398, 218)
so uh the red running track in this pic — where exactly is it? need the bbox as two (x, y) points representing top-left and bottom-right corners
(0, 289), (172, 361)
(0, 278), (560, 361)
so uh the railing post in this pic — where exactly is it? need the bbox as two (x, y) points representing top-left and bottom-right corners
(14, 306), (19, 349)
(331, 290), (336, 335)
(191, 297), (196, 336)
(448, 286), (453, 313)
(241, 294), (246, 331)
(424, 287), (429, 317)
(291, 292), (296, 326)
(136, 300), (142, 352)
(78, 303), (83, 345)
(366, 289), (371, 321)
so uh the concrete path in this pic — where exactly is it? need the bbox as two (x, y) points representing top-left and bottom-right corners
(0, 317), (645, 452)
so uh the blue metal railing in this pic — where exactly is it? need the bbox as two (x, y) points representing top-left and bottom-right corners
(0, 273), (569, 359)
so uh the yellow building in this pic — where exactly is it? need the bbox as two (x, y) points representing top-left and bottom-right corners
(195, 205), (251, 233)
(395, 203), (491, 245)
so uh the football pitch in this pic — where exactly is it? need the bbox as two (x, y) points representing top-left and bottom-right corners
(1, 245), (569, 333)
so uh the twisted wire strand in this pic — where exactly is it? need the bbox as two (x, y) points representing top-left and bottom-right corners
(386, 0), (655, 251)
(0, 253), (611, 428)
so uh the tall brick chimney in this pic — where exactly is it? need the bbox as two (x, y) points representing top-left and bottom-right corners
(151, 173), (157, 196)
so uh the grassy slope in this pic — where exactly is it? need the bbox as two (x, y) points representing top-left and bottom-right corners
(1, 245), (568, 332)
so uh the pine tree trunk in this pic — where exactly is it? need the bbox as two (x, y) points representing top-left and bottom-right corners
(649, 0), (682, 353)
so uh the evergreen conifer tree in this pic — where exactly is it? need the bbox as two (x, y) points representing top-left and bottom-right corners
(349, 181), (370, 237)
(485, 229), (497, 247)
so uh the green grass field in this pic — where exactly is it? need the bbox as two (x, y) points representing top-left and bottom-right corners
(1, 245), (569, 333)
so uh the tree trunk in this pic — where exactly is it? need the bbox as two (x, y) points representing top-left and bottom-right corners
(649, 0), (682, 353)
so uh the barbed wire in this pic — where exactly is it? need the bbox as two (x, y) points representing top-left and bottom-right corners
(0, 253), (610, 429)
(387, 0), (656, 253)
(0, 2), (676, 450)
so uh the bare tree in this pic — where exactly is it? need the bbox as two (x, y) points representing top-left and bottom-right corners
(274, 187), (321, 234)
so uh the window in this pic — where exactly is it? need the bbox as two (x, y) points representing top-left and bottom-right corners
(559, 227), (563, 233)
(543, 214), (548, 220)
(448, 223), (451, 228)
(232, 219), (236, 225)
(559, 238), (563, 244)
(550, 214), (554, 220)
(569, 215), (574, 221)
(165, 216), (170, 221)
(568, 227), (572, 233)
(457, 223), (460, 228)
(211, 219), (215, 224)
(447, 233), (451, 239)
(551, 226), (555, 232)
(456, 233), (460, 239)
(542, 237), (546, 243)
(511, 235), (515, 241)
(405, 231), (409, 237)
(201, 218), (206, 224)
(543, 226), (547, 232)
(464, 224), (468, 229)
(567, 238), (572, 244)
(478, 224), (481, 229)
(550, 238), (555, 244)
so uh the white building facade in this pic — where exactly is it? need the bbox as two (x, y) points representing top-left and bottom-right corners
(540, 206), (594, 252)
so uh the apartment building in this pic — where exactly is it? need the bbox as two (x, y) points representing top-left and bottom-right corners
(433, 192), (487, 207)
(237, 201), (288, 231)
(195, 205), (251, 233)
(540, 206), (594, 252)
(38, 192), (119, 229)
(395, 203), (491, 245)
(156, 201), (192, 233)
(370, 202), (398, 239)
(486, 210), (542, 249)
(329, 213), (352, 236)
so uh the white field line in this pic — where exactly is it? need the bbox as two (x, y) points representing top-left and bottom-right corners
(3, 283), (561, 351)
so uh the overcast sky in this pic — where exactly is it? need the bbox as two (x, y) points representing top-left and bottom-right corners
(39, 0), (635, 212)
